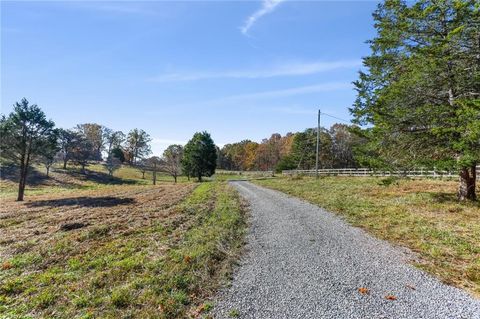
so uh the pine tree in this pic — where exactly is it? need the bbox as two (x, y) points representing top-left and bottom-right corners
(182, 132), (217, 181)
(0, 98), (57, 201)
(351, 0), (480, 200)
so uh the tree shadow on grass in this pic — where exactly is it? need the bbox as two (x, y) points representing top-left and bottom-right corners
(431, 192), (458, 203)
(430, 192), (480, 207)
(25, 196), (135, 208)
(1, 164), (140, 187)
(0, 164), (71, 186)
(61, 168), (140, 185)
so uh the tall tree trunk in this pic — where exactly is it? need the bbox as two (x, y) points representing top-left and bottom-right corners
(17, 170), (25, 201)
(18, 144), (32, 201)
(142, 171), (145, 179)
(458, 165), (476, 201)
(174, 175), (177, 183)
(17, 154), (26, 202)
(198, 173), (202, 182)
(17, 161), (29, 201)
(63, 158), (67, 169)
(17, 179), (25, 201)
(46, 166), (50, 177)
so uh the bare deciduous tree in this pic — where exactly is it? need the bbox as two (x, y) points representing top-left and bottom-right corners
(146, 156), (161, 185)
(161, 144), (183, 183)
(104, 156), (122, 177)
(39, 136), (60, 177)
(136, 158), (148, 179)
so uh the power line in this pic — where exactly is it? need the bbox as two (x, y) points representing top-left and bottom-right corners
(315, 110), (350, 179)
(320, 112), (351, 124)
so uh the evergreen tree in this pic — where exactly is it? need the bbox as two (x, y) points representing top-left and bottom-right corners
(0, 98), (56, 201)
(111, 147), (126, 163)
(351, 0), (480, 200)
(182, 132), (217, 181)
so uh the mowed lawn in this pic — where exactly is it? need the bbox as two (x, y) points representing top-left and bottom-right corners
(254, 176), (480, 297)
(0, 179), (246, 318)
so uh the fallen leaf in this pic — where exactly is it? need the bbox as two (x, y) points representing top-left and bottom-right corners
(385, 295), (397, 300)
(158, 304), (164, 313)
(1, 261), (12, 270)
(184, 255), (192, 263)
(358, 287), (370, 294)
(405, 284), (416, 290)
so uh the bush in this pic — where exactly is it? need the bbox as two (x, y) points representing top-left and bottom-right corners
(275, 156), (297, 173)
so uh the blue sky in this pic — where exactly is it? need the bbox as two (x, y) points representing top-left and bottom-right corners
(1, 0), (378, 155)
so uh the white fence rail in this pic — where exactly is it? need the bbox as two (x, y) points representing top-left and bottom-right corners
(215, 170), (274, 177)
(282, 167), (480, 180)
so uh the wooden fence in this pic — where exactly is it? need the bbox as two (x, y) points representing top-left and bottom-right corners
(282, 167), (480, 180)
(215, 170), (274, 177)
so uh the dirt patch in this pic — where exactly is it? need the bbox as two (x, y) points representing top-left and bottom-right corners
(26, 196), (135, 208)
(59, 222), (89, 231)
(0, 183), (196, 260)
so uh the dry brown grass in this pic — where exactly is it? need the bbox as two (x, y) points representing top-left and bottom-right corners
(0, 180), (246, 318)
(0, 184), (195, 260)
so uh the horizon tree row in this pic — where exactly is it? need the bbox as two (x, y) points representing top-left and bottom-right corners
(217, 123), (366, 173)
(0, 98), (219, 200)
(0, 99), (154, 200)
(57, 125), (152, 171)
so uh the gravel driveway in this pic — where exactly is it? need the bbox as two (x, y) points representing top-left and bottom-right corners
(211, 181), (480, 319)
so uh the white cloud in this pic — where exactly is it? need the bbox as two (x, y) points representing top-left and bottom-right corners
(240, 0), (286, 35)
(149, 60), (361, 82)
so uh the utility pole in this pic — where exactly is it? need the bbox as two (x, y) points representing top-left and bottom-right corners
(315, 109), (321, 179)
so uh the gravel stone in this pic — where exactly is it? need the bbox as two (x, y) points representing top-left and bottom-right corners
(211, 181), (480, 319)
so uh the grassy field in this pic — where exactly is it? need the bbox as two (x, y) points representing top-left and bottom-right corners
(0, 163), (189, 198)
(254, 176), (480, 297)
(87, 164), (191, 184)
(0, 166), (247, 318)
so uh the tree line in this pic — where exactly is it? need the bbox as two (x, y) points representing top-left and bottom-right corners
(217, 123), (365, 173)
(0, 99), (217, 201)
(2, 1), (478, 202)
(56, 125), (152, 173)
